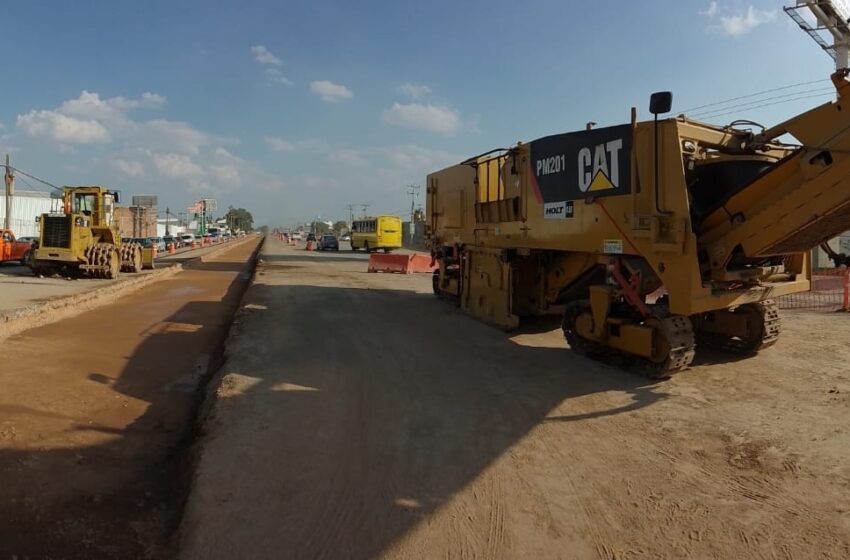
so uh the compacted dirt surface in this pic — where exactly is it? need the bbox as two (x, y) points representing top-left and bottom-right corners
(0, 237), (261, 559)
(179, 238), (850, 560)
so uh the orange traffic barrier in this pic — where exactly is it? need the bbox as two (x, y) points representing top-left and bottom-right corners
(367, 253), (437, 274)
(168, 243), (175, 254)
(305, 240), (315, 251)
(408, 254), (438, 273)
(152, 245), (158, 258)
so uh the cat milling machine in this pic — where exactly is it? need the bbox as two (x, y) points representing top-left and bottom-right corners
(426, 0), (850, 377)
(33, 186), (143, 278)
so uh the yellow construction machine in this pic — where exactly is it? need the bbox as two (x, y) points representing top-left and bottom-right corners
(427, 2), (850, 376)
(33, 186), (142, 279)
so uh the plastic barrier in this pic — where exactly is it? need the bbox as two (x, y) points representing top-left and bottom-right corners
(408, 254), (438, 273)
(305, 240), (315, 251)
(168, 243), (175, 254)
(367, 253), (437, 274)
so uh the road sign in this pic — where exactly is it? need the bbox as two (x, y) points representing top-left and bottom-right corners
(132, 195), (158, 207)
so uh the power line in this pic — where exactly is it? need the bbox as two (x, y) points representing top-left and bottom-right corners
(675, 78), (830, 115)
(7, 165), (61, 192)
(691, 86), (835, 119)
(691, 91), (835, 121)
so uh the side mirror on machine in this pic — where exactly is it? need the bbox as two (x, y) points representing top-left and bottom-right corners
(649, 91), (673, 215)
(113, 191), (120, 203)
(649, 91), (673, 115)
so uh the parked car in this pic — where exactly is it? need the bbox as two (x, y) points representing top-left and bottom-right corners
(17, 236), (38, 244)
(162, 235), (182, 249)
(340, 234), (351, 242)
(0, 230), (35, 265)
(291, 232), (302, 241)
(132, 237), (154, 248)
(318, 234), (339, 251)
(180, 233), (196, 245)
(148, 237), (166, 251)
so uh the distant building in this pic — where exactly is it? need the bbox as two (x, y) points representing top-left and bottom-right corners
(115, 206), (157, 238)
(0, 190), (53, 237)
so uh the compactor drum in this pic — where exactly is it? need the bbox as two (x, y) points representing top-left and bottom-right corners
(427, 70), (850, 377)
(32, 185), (143, 279)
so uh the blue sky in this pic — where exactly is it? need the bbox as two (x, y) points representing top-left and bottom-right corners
(0, 0), (836, 227)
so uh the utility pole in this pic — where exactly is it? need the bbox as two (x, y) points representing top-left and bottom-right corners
(4, 155), (14, 231)
(360, 204), (370, 218)
(165, 207), (171, 236)
(346, 204), (355, 227)
(406, 184), (420, 245)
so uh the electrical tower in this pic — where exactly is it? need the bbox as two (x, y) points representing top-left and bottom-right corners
(407, 184), (420, 244)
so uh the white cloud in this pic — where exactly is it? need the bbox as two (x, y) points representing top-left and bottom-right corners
(265, 68), (293, 86)
(211, 163), (241, 185)
(15, 91), (175, 146)
(265, 136), (296, 152)
(381, 102), (460, 135)
(8, 89), (292, 225)
(251, 45), (281, 66)
(397, 83), (432, 100)
(152, 153), (204, 178)
(112, 158), (145, 177)
(142, 119), (216, 155)
(329, 148), (370, 166)
(108, 92), (167, 110)
(265, 136), (327, 154)
(330, 144), (459, 172)
(710, 5), (776, 36)
(698, 1), (717, 17)
(309, 80), (354, 103)
(17, 110), (111, 144)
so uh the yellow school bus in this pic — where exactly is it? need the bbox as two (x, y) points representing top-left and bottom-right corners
(350, 215), (402, 252)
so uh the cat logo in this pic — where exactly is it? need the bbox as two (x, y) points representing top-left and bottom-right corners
(529, 124), (631, 204)
(577, 139), (623, 193)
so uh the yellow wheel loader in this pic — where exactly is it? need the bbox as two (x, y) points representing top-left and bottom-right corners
(33, 186), (142, 279)
(427, 66), (850, 377)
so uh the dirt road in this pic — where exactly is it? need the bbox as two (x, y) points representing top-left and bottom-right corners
(0, 240), (244, 318)
(0, 237), (260, 558)
(179, 239), (850, 559)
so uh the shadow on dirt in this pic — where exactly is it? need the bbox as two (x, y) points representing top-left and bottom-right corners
(175, 274), (670, 559)
(0, 243), (259, 559)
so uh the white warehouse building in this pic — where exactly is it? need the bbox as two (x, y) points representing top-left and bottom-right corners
(0, 190), (54, 238)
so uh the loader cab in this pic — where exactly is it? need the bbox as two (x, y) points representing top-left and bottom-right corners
(73, 192), (97, 217)
(66, 187), (117, 228)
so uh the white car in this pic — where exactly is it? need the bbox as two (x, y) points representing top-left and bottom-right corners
(291, 232), (303, 240)
(180, 233), (196, 245)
